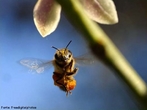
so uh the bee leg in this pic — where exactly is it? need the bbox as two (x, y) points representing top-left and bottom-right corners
(73, 68), (78, 74)
(72, 68), (79, 75)
(66, 59), (75, 73)
(56, 78), (67, 92)
(66, 68), (78, 76)
(53, 72), (67, 91)
(66, 91), (72, 96)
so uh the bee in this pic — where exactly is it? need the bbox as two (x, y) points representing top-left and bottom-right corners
(20, 40), (94, 96)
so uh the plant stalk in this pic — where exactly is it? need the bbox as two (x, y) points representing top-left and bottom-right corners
(56, 0), (147, 108)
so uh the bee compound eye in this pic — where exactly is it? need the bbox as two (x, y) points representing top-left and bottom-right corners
(69, 50), (72, 54)
(55, 53), (60, 61)
(55, 53), (58, 58)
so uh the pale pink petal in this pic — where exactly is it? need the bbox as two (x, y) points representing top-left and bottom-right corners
(33, 0), (61, 37)
(80, 0), (118, 24)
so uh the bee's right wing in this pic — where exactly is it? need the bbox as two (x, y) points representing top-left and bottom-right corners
(20, 58), (53, 73)
(74, 53), (96, 66)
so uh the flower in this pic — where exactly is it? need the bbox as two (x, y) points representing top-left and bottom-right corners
(33, 0), (118, 37)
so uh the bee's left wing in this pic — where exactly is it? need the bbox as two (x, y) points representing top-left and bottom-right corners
(20, 58), (53, 73)
(74, 53), (96, 66)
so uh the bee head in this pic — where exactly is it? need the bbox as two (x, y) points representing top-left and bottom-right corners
(52, 41), (73, 64)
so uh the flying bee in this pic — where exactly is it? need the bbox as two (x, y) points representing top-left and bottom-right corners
(51, 41), (78, 95)
(20, 40), (95, 96)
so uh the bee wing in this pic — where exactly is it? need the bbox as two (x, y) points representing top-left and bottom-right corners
(74, 53), (96, 66)
(20, 58), (53, 73)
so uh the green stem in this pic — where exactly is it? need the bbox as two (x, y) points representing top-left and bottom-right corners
(56, 0), (147, 108)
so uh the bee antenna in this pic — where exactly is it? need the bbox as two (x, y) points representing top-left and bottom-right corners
(52, 46), (63, 55)
(65, 40), (72, 49)
(64, 40), (72, 53)
(52, 46), (60, 51)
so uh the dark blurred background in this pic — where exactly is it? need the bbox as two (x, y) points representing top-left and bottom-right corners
(0, 0), (147, 110)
